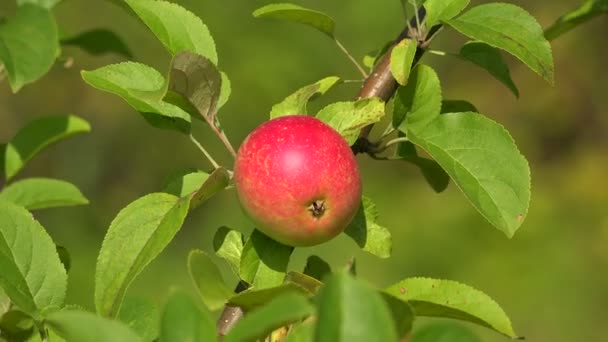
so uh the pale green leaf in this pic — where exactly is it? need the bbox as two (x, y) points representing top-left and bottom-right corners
(239, 230), (294, 289)
(228, 283), (309, 312)
(0, 201), (67, 318)
(390, 38), (418, 86)
(284, 321), (314, 342)
(0, 4), (59, 92)
(253, 3), (335, 37)
(285, 271), (323, 295)
(95, 193), (190, 317)
(385, 277), (517, 338)
(424, 0), (470, 27)
(219, 72), (231, 109)
(162, 169), (209, 198)
(270, 76), (340, 119)
(392, 64), (442, 132)
(61, 29), (132, 58)
(458, 41), (518, 97)
(411, 322), (482, 342)
(159, 290), (217, 342)
(316, 98), (385, 145)
(344, 196), (392, 258)
(187, 249), (233, 311)
(17, 0), (61, 8)
(446, 3), (554, 84)
(4, 115), (90, 181)
(545, 0), (608, 40)
(0, 178), (88, 210)
(47, 310), (142, 342)
(124, 0), (217, 63)
(190, 167), (230, 209)
(213, 227), (244, 275)
(117, 297), (160, 341)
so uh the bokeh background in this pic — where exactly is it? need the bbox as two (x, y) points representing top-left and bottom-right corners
(1, 0), (607, 340)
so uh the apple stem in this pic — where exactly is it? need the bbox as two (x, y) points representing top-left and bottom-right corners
(189, 134), (221, 169)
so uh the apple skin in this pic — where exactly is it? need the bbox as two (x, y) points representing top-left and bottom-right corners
(234, 115), (362, 246)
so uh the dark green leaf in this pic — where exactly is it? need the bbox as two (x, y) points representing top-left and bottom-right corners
(303, 255), (331, 281)
(381, 293), (415, 338)
(47, 310), (142, 342)
(95, 193), (190, 317)
(0, 288), (9, 317)
(82, 62), (192, 133)
(4, 115), (90, 181)
(117, 297), (160, 341)
(0, 310), (35, 341)
(545, 0), (608, 40)
(253, 3), (335, 37)
(187, 249), (233, 311)
(424, 0), (470, 27)
(159, 290), (217, 342)
(411, 322), (482, 342)
(124, 0), (217, 63)
(229, 283), (309, 312)
(446, 3), (554, 84)
(385, 277), (517, 338)
(213, 227), (244, 275)
(343, 196), (392, 258)
(56, 246), (71, 272)
(316, 98), (385, 145)
(0, 178), (88, 210)
(390, 38), (417, 86)
(0, 4), (59, 92)
(458, 41), (518, 97)
(270, 76), (340, 119)
(0, 200), (67, 318)
(61, 29), (132, 58)
(224, 292), (314, 342)
(285, 272), (323, 295)
(441, 100), (477, 114)
(392, 64), (442, 132)
(190, 167), (230, 209)
(315, 272), (398, 342)
(240, 230), (294, 289)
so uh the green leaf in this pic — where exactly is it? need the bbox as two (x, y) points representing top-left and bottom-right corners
(165, 51), (222, 124)
(390, 38), (418, 86)
(47, 310), (142, 342)
(284, 321), (314, 342)
(56, 246), (71, 272)
(362, 41), (392, 71)
(446, 3), (554, 84)
(159, 290), (217, 342)
(406, 112), (530, 237)
(218, 72), (231, 109)
(124, 0), (217, 63)
(213, 226), (244, 275)
(224, 292), (314, 342)
(441, 100), (477, 114)
(303, 255), (331, 281)
(385, 277), (517, 338)
(343, 196), (392, 258)
(187, 249), (233, 311)
(394, 143), (450, 194)
(285, 272), (323, 295)
(0, 200), (67, 318)
(16, 0), (61, 9)
(162, 169), (209, 198)
(228, 283), (309, 312)
(190, 167), (230, 209)
(0, 178), (88, 210)
(316, 98), (385, 145)
(411, 322), (482, 342)
(0, 288), (10, 317)
(4, 115), (90, 181)
(392, 64), (442, 132)
(315, 272), (398, 342)
(270, 76), (340, 119)
(240, 230), (294, 289)
(253, 3), (335, 37)
(458, 41), (519, 97)
(0, 4), (59, 92)
(117, 297), (160, 341)
(544, 0), (608, 40)
(95, 193), (190, 317)
(423, 0), (470, 27)
(381, 293), (415, 338)
(81, 62), (192, 133)
(0, 309), (35, 341)
(61, 29), (132, 58)
(0, 144), (5, 180)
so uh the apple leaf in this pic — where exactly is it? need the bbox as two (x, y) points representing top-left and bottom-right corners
(187, 249), (233, 311)
(0, 178), (88, 210)
(423, 0), (470, 27)
(0, 288), (10, 317)
(458, 41), (519, 97)
(159, 290), (217, 342)
(270, 76), (340, 119)
(441, 100), (477, 114)
(224, 292), (314, 342)
(4, 115), (90, 181)
(253, 3), (335, 37)
(344, 196), (392, 259)
(390, 38), (418, 86)
(219, 72), (232, 109)
(381, 293), (415, 338)
(411, 322), (481, 342)
(284, 321), (314, 342)
(0, 4), (59, 92)
(213, 226), (244, 275)
(385, 277), (517, 338)
(162, 169), (209, 198)
(303, 255), (331, 281)
(285, 271), (323, 295)
(56, 246), (71, 272)
(190, 168), (230, 209)
(61, 29), (132, 58)
(392, 64), (442, 132)
(362, 41), (392, 71)
(315, 272), (399, 342)
(95, 193), (190, 318)
(393, 146), (450, 193)
(0, 200), (67, 319)
(240, 230), (294, 289)
(545, 0), (608, 40)
(17, 0), (62, 8)
(316, 98), (385, 145)
(446, 3), (554, 84)
(47, 310), (142, 342)
(82, 62), (192, 133)
(117, 297), (160, 341)
(0, 309), (35, 341)
(123, 0), (217, 64)
(228, 282), (309, 312)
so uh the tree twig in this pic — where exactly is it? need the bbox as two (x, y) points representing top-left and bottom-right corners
(189, 134), (220, 169)
(334, 38), (369, 78)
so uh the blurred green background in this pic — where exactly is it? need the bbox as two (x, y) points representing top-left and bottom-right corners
(1, 0), (607, 340)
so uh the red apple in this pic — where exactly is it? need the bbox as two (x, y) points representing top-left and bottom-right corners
(234, 115), (362, 246)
